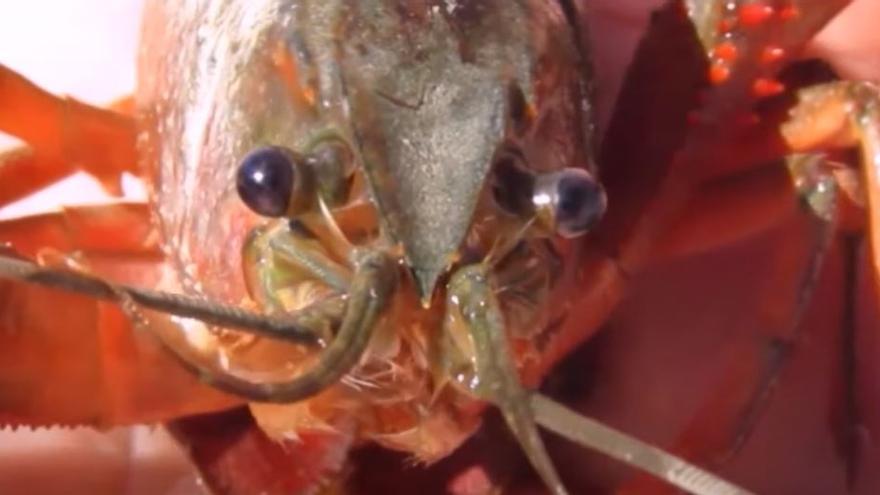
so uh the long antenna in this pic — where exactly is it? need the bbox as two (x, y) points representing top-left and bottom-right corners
(531, 393), (754, 495)
(0, 253), (323, 345)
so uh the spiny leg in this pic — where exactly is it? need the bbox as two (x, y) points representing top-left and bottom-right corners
(0, 64), (137, 197)
(782, 81), (880, 275)
(0, 207), (363, 493)
(616, 154), (839, 494)
(0, 148), (81, 207)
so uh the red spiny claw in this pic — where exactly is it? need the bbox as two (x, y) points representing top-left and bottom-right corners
(687, 0), (850, 122)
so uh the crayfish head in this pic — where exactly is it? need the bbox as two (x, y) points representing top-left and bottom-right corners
(141, 0), (608, 472)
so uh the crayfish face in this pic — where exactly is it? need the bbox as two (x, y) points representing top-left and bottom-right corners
(225, 121), (607, 463)
(233, 165), (601, 462)
(139, 0), (605, 464)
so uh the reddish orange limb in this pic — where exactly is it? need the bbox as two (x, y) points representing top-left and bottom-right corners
(0, 204), (238, 428)
(0, 202), (157, 257)
(0, 92), (136, 206)
(0, 64), (138, 196)
(0, 148), (73, 207)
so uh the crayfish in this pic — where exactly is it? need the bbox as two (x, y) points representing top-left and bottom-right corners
(0, 0), (878, 494)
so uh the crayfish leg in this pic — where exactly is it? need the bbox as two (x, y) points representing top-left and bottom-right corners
(0, 64), (137, 197)
(0, 147), (92, 207)
(0, 203), (237, 428)
(781, 81), (880, 281)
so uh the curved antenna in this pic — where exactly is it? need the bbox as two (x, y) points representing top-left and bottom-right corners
(0, 253), (323, 345)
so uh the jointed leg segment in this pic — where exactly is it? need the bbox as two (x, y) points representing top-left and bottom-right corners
(0, 64), (138, 197)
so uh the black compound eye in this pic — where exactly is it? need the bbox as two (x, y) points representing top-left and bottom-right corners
(553, 169), (606, 237)
(534, 168), (606, 238)
(236, 146), (296, 217)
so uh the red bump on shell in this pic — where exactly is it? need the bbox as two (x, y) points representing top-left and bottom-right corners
(752, 78), (786, 98)
(760, 45), (786, 64)
(709, 63), (731, 84)
(713, 41), (739, 61)
(739, 3), (775, 26)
